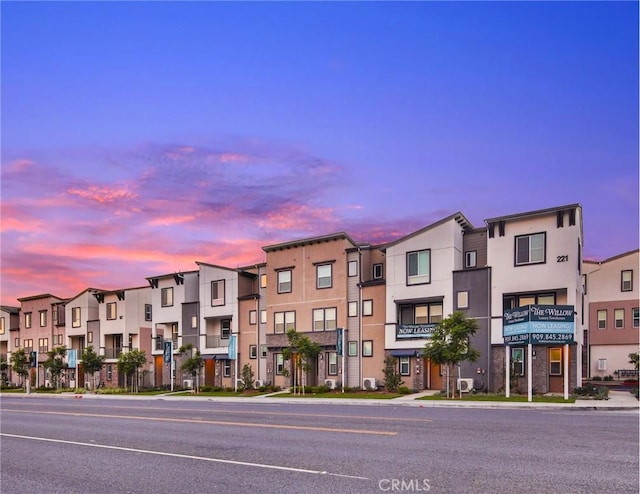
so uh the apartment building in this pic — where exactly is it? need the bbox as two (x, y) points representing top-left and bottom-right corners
(94, 286), (153, 388)
(65, 288), (102, 387)
(584, 249), (639, 379)
(487, 205), (584, 395)
(0, 305), (20, 384)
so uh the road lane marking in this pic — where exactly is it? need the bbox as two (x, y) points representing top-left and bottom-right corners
(0, 433), (369, 480)
(0, 409), (396, 436)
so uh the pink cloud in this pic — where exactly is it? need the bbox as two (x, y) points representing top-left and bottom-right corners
(2, 159), (35, 175)
(148, 215), (196, 226)
(67, 185), (138, 204)
(0, 203), (44, 232)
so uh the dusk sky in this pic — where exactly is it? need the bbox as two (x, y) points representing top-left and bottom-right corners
(1, 1), (638, 306)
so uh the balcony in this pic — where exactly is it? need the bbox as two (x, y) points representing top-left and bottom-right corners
(104, 347), (123, 359)
(205, 335), (229, 349)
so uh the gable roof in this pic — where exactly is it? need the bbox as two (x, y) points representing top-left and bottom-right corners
(382, 212), (473, 250)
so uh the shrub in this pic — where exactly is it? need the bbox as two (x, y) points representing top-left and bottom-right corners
(603, 375), (614, 381)
(591, 376), (602, 381)
(398, 386), (412, 395)
(572, 385), (609, 400)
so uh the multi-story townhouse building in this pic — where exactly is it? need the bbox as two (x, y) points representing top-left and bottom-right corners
(584, 249), (639, 379)
(487, 204), (585, 395)
(146, 271), (199, 388)
(1, 305), (20, 384)
(262, 233), (360, 389)
(383, 213), (482, 391)
(16, 293), (66, 387)
(94, 286), (153, 388)
(65, 288), (102, 387)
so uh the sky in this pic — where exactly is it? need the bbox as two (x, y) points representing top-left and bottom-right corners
(1, 1), (638, 306)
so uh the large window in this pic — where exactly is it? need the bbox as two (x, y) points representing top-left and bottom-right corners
(399, 303), (442, 324)
(107, 303), (117, 320)
(515, 232), (545, 266)
(72, 307), (81, 328)
(597, 310), (607, 329)
(277, 270), (292, 294)
(399, 356), (410, 376)
(161, 287), (174, 307)
(211, 280), (225, 306)
(39, 310), (47, 327)
(313, 308), (336, 331)
(407, 250), (430, 285)
(503, 293), (555, 310)
(25, 312), (32, 329)
(614, 309), (624, 329)
(549, 348), (562, 375)
(274, 311), (295, 334)
(317, 264), (332, 289)
(621, 270), (633, 292)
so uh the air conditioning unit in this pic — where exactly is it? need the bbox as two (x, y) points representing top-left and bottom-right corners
(45, 380), (51, 388)
(253, 379), (264, 389)
(183, 379), (193, 389)
(457, 378), (474, 392)
(363, 378), (377, 390)
(236, 379), (244, 389)
(324, 379), (337, 390)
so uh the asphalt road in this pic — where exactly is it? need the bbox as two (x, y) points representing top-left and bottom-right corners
(1, 396), (638, 493)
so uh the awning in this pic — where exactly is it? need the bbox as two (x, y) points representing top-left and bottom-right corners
(390, 349), (420, 357)
(213, 354), (229, 360)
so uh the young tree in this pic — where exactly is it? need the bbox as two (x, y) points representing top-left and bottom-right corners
(0, 359), (8, 387)
(82, 346), (105, 391)
(240, 363), (255, 391)
(382, 355), (403, 392)
(179, 344), (204, 393)
(10, 348), (29, 388)
(43, 346), (68, 389)
(629, 352), (639, 372)
(422, 311), (480, 398)
(117, 349), (147, 393)
(282, 329), (320, 395)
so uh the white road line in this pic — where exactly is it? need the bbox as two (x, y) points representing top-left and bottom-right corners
(0, 433), (368, 480)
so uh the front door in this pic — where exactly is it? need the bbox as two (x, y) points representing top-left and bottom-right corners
(428, 360), (443, 390)
(548, 347), (566, 393)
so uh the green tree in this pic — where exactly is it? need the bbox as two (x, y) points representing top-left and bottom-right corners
(382, 355), (403, 392)
(43, 346), (67, 390)
(422, 311), (480, 398)
(240, 363), (255, 391)
(11, 348), (30, 388)
(117, 349), (147, 393)
(282, 329), (320, 395)
(82, 346), (105, 391)
(629, 352), (639, 371)
(179, 344), (204, 393)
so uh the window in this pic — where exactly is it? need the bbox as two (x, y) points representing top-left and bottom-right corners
(260, 274), (267, 288)
(328, 352), (338, 375)
(249, 345), (257, 359)
(348, 260), (358, 277)
(172, 324), (179, 344)
(221, 319), (231, 339)
(223, 360), (231, 377)
(25, 312), (32, 329)
(39, 310), (47, 327)
(87, 331), (93, 343)
(24, 339), (33, 352)
(211, 280), (225, 306)
(457, 291), (469, 309)
(191, 316), (198, 329)
(362, 300), (373, 317)
(622, 270), (633, 292)
(277, 270), (292, 293)
(348, 341), (357, 357)
(597, 310), (607, 329)
(274, 311), (295, 333)
(362, 340), (373, 357)
(511, 348), (524, 376)
(373, 263), (383, 280)
(465, 251), (477, 268)
(0, 317), (4, 335)
(316, 264), (332, 289)
(161, 287), (174, 307)
(53, 308), (58, 323)
(615, 309), (624, 329)
(72, 307), (81, 328)
(145, 304), (152, 321)
(348, 301), (358, 317)
(633, 308), (639, 328)
(107, 364), (112, 381)
(549, 348), (562, 375)
(249, 310), (257, 325)
(503, 293), (556, 310)
(275, 353), (284, 375)
(107, 303), (117, 320)
(313, 308), (336, 331)
(407, 250), (430, 285)
(260, 344), (268, 358)
(14, 337), (20, 347)
(38, 338), (48, 353)
(400, 303), (442, 324)
(57, 334), (64, 345)
(260, 310), (267, 324)
(399, 356), (410, 376)
(515, 232), (545, 266)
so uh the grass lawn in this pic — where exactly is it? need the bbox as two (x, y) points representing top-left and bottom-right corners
(270, 391), (402, 399)
(164, 390), (272, 397)
(418, 394), (575, 403)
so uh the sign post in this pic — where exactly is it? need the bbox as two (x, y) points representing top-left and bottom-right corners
(164, 341), (173, 391)
(337, 328), (345, 393)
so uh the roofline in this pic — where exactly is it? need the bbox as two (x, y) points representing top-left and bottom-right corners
(0, 305), (20, 313)
(382, 212), (473, 250)
(484, 204), (581, 224)
(145, 270), (199, 281)
(17, 293), (65, 303)
(96, 285), (150, 296)
(587, 248), (640, 265)
(195, 261), (240, 272)
(262, 232), (358, 252)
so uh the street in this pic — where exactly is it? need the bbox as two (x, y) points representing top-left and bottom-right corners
(1, 396), (638, 493)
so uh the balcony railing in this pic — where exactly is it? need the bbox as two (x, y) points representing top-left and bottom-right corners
(205, 335), (229, 349)
(104, 347), (123, 359)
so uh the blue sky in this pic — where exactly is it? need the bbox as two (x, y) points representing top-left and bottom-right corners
(1, 1), (638, 304)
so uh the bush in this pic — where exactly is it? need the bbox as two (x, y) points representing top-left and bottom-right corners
(603, 375), (614, 381)
(573, 385), (609, 400)
(398, 386), (412, 395)
(591, 376), (602, 381)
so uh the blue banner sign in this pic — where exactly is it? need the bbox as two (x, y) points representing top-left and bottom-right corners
(336, 328), (343, 356)
(396, 324), (437, 339)
(503, 305), (575, 345)
(67, 349), (77, 369)
(228, 335), (237, 360)
(163, 341), (172, 364)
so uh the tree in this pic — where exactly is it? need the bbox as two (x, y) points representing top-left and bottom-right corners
(82, 346), (105, 391)
(43, 346), (67, 389)
(382, 355), (403, 392)
(117, 349), (147, 393)
(422, 311), (480, 398)
(282, 329), (320, 395)
(0, 359), (8, 387)
(629, 352), (639, 371)
(179, 344), (204, 393)
(240, 363), (255, 391)
(11, 348), (30, 388)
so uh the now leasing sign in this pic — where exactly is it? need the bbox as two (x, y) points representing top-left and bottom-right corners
(396, 324), (437, 339)
(503, 305), (575, 345)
